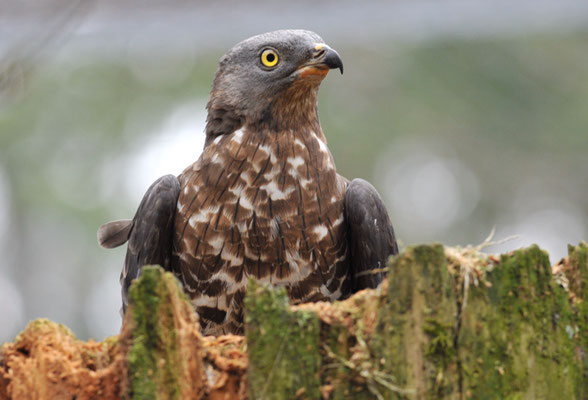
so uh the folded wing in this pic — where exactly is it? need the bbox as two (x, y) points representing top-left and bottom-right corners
(98, 174), (181, 312)
(345, 178), (398, 292)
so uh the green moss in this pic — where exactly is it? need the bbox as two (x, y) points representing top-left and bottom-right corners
(127, 267), (159, 399)
(424, 319), (455, 367)
(567, 242), (588, 399)
(103, 335), (119, 353)
(321, 321), (377, 400)
(374, 244), (458, 399)
(12, 318), (75, 346)
(567, 242), (588, 304)
(245, 279), (321, 400)
(460, 245), (580, 399)
(31, 318), (74, 337)
(323, 324), (351, 399)
(126, 266), (184, 400)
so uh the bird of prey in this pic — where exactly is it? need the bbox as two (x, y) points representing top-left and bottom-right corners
(98, 30), (398, 336)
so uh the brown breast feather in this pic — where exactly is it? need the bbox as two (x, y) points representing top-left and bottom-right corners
(173, 126), (350, 335)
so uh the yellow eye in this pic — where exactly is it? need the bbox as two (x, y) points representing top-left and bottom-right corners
(260, 49), (279, 68)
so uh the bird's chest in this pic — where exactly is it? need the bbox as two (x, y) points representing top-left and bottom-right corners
(173, 129), (348, 298)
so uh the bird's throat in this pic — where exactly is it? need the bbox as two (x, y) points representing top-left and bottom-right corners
(258, 83), (322, 133)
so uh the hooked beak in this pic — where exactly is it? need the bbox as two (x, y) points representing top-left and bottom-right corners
(297, 43), (344, 79)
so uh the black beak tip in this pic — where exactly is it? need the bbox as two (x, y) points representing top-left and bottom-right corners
(324, 49), (344, 75)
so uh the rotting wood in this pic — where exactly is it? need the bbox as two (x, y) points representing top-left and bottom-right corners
(1, 243), (586, 399)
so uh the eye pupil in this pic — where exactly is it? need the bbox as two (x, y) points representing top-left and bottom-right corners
(266, 53), (275, 62)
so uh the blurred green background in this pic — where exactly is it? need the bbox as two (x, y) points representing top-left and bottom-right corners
(1, 0), (587, 342)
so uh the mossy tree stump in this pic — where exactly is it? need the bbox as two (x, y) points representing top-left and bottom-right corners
(373, 244), (458, 398)
(245, 280), (321, 399)
(120, 266), (206, 400)
(459, 246), (581, 399)
(1, 243), (586, 399)
(243, 243), (587, 399)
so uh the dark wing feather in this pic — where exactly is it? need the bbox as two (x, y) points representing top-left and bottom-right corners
(121, 174), (181, 312)
(345, 178), (398, 293)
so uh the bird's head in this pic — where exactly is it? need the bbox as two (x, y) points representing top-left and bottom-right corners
(205, 29), (343, 143)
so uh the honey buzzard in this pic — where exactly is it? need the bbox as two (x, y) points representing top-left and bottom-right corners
(98, 30), (398, 336)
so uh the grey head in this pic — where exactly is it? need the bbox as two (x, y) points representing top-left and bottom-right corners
(205, 29), (343, 143)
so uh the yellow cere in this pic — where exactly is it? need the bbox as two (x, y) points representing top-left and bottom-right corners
(261, 49), (279, 68)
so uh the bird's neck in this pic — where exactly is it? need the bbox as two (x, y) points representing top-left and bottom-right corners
(256, 83), (322, 134)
